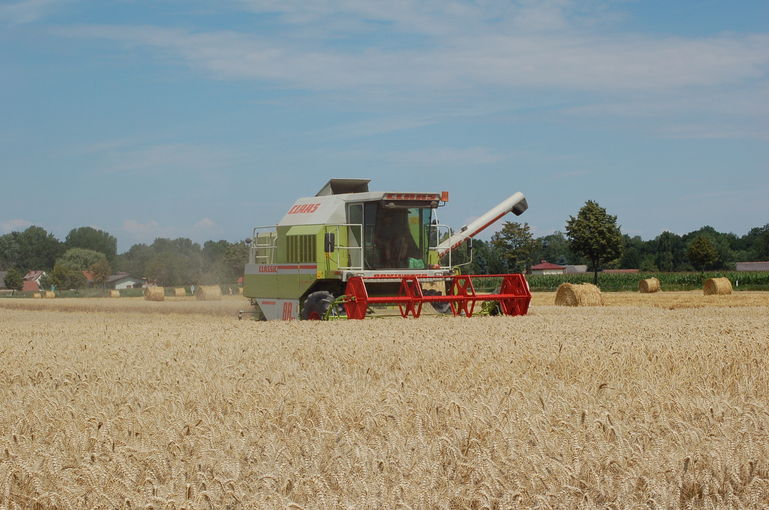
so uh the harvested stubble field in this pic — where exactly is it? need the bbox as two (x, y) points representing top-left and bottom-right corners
(1, 296), (769, 508)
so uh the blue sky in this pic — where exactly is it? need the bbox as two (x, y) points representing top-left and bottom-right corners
(1, 0), (768, 252)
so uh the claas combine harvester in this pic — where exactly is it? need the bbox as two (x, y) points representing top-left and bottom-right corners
(243, 179), (531, 320)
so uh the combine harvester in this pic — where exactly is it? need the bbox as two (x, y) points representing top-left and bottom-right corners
(243, 179), (531, 320)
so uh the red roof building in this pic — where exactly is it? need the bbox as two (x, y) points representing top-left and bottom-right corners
(22, 270), (46, 292)
(529, 260), (566, 275)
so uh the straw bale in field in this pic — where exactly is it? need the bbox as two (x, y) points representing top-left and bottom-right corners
(639, 277), (660, 293)
(32, 293), (41, 299)
(195, 285), (222, 301)
(703, 277), (732, 295)
(174, 287), (187, 297)
(144, 286), (165, 301)
(554, 283), (603, 306)
(43, 291), (55, 299)
(108, 290), (120, 298)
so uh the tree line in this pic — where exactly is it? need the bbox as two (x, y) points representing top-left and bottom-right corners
(473, 201), (769, 282)
(2, 201), (768, 290)
(0, 226), (247, 290)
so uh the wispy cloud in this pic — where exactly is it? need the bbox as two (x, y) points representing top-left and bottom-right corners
(122, 219), (161, 239)
(58, 6), (769, 93)
(90, 142), (239, 176)
(386, 146), (507, 167)
(1, 218), (33, 233)
(659, 123), (769, 141)
(0, 0), (65, 24)
(193, 217), (216, 230)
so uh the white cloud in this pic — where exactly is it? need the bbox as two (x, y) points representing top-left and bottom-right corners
(193, 217), (216, 229)
(1, 218), (33, 233)
(122, 219), (161, 241)
(58, 18), (769, 94)
(50, 1), (769, 142)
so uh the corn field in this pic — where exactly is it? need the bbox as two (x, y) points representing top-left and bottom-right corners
(527, 271), (769, 292)
(1, 297), (769, 508)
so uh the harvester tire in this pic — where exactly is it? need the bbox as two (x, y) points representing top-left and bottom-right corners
(301, 291), (336, 320)
(423, 288), (451, 314)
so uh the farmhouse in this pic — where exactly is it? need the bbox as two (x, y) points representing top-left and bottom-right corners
(530, 260), (566, 275)
(22, 270), (46, 292)
(736, 261), (769, 271)
(107, 273), (143, 290)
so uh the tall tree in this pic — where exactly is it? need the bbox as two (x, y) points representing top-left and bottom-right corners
(743, 224), (769, 260)
(65, 227), (117, 263)
(531, 231), (576, 266)
(466, 239), (507, 275)
(0, 233), (21, 270)
(223, 241), (250, 281)
(3, 268), (23, 293)
(655, 231), (683, 272)
(687, 235), (719, 272)
(619, 235), (646, 269)
(46, 263), (87, 290)
(565, 201), (623, 285)
(57, 248), (108, 271)
(683, 226), (731, 269)
(490, 222), (536, 273)
(16, 226), (64, 271)
(90, 258), (112, 287)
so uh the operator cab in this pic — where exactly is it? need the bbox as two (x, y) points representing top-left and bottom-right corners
(346, 199), (437, 270)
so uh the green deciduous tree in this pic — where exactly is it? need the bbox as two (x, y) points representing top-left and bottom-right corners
(223, 242), (249, 281)
(491, 222), (536, 273)
(565, 201), (623, 285)
(65, 227), (117, 263)
(0, 233), (21, 270)
(16, 226), (64, 271)
(47, 263), (87, 290)
(687, 235), (719, 272)
(3, 268), (23, 292)
(90, 258), (112, 287)
(57, 248), (108, 271)
(467, 239), (508, 275)
(529, 231), (579, 267)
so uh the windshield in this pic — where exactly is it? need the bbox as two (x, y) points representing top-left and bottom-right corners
(349, 202), (434, 270)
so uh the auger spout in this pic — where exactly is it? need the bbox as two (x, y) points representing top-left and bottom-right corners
(436, 192), (528, 257)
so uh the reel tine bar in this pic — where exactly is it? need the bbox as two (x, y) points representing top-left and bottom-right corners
(343, 274), (531, 320)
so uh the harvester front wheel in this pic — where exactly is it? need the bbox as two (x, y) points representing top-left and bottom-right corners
(423, 288), (451, 314)
(301, 291), (336, 320)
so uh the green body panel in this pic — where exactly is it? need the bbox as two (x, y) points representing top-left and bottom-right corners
(244, 223), (351, 301)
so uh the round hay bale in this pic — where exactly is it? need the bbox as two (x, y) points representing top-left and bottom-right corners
(554, 283), (603, 306)
(108, 290), (120, 298)
(639, 277), (660, 293)
(43, 291), (56, 299)
(32, 292), (42, 299)
(703, 277), (732, 295)
(144, 286), (165, 301)
(195, 285), (222, 301)
(174, 287), (187, 297)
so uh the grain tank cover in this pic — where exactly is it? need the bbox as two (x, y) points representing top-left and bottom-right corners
(316, 179), (370, 196)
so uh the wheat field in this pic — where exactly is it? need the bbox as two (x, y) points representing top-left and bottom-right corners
(1, 296), (769, 508)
